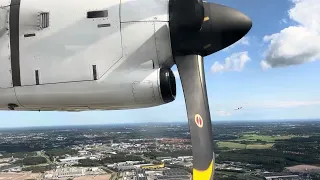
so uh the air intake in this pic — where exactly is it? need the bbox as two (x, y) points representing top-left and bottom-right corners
(38, 12), (49, 30)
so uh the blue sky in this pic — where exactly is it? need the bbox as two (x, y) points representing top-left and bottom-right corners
(1, 0), (320, 127)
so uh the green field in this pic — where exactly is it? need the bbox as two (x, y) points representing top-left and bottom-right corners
(217, 134), (296, 150)
(217, 142), (247, 149)
(217, 141), (274, 149)
(236, 134), (295, 142)
(246, 144), (274, 149)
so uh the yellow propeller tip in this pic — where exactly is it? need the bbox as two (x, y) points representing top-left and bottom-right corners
(193, 160), (214, 179)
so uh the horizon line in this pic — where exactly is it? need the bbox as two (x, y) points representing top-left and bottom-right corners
(0, 118), (319, 129)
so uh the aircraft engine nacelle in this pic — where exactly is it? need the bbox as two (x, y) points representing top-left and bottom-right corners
(7, 68), (176, 111)
(158, 68), (176, 104)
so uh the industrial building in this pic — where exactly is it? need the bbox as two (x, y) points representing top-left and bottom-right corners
(264, 175), (300, 180)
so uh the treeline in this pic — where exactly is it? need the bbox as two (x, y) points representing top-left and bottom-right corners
(75, 155), (144, 167)
(214, 170), (258, 180)
(75, 159), (101, 167)
(22, 165), (55, 173)
(45, 148), (78, 157)
(0, 151), (36, 158)
(0, 132), (110, 153)
(0, 142), (44, 153)
(45, 148), (78, 161)
(212, 122), (320, 137)
(214, 135), (239, 141)
(237, 139), (268, 145)
(217, 148), (318, 172)
(22, 157), (47, 165)
(273, 136), (320, 162)
(122, 130), (190, 139)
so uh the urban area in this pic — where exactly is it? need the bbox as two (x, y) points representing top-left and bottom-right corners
(0, 120), (319, 180)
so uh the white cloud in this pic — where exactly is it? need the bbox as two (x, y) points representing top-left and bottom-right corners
(223, 36), (250, 51)
(238, 36), (250, 45)
(247, 100), (320, 109)
(260, 60), (271, 71)
(211, 51), (251, 73)
(262, 0), (320, 69)
(211, 62), (224, 73)
(264, 101), (320, 108)
(263, 34), (279, 42)
(215, 110), (232, 117)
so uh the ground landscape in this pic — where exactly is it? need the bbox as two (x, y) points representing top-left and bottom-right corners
(0, 120), (319, 179)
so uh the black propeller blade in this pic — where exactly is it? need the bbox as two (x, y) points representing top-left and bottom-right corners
(169, 1), (252, 180)
(176, 55), (214, 179)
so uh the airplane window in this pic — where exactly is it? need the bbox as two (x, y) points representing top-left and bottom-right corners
(87, 10), (108, 18)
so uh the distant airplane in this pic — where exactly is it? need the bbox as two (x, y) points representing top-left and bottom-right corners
(234, 107), (243, 110)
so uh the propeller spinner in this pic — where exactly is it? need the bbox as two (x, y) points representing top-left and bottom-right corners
(169, 0), (252, 179)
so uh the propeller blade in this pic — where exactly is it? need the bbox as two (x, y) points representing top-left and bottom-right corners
(169, 1), (252, 179)
(175, 55), (214, 180)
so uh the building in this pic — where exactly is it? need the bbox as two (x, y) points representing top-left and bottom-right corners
(51, 167), (86, 179)
(7, 166), (22, 172)
(264, 175), (300, 180)
(59, 156), (87, 163)
(156, 157), (172, 161)
(78, 150), (89, 155)
(117, 165), (136, 171)
(141, 163), (164, 170)
(156, 169), (191, 180)
(45, 167), (103, 179)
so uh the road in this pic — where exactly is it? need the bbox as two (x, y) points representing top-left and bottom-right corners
(109, 173), (118, 180)
(101, 166), (115, 173)
(37, 151), (52, 164)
